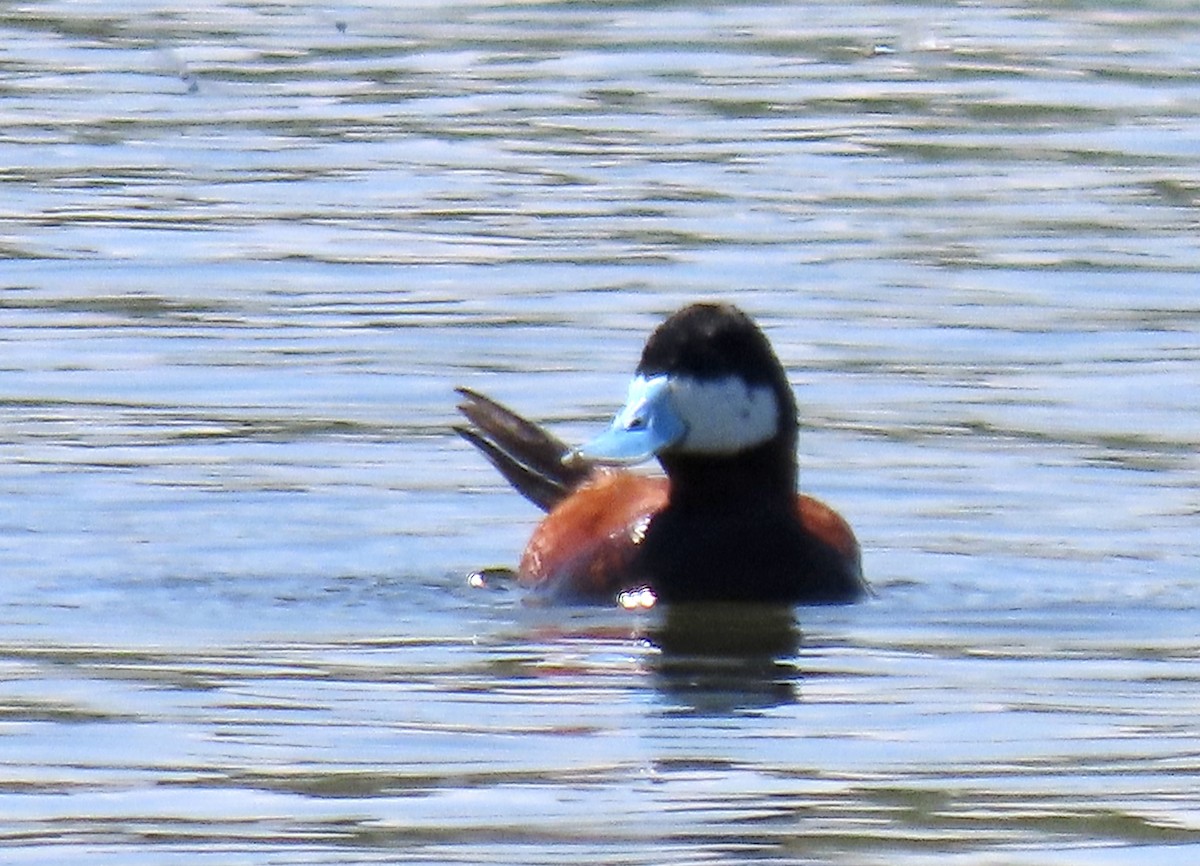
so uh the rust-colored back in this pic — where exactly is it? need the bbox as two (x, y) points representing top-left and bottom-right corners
(797, 494), (863, 581)
(519, 470), (669, 598)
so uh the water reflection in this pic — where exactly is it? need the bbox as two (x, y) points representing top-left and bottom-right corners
(486, 596), (804, 714)
(649, 603), (802, 715)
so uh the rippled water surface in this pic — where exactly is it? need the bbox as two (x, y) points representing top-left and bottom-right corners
(3, 1), (1199, 863)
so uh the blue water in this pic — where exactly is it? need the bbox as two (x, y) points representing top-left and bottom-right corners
(2, 1), (1199, 863)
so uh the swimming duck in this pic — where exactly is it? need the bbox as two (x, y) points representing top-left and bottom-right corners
(456, 302), (865, 604)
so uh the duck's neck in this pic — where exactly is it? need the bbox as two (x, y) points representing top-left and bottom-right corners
(658, 438), (797, 513)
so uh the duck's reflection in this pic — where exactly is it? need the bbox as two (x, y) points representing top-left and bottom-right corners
(646, 603), (802, 714)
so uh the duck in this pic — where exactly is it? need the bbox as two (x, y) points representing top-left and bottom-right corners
(455, 302), (865, 605)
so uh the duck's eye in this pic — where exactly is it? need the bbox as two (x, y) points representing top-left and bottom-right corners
(627, 415), (646, 431)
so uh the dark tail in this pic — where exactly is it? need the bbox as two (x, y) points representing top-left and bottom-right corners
(454, 387), (594, 512)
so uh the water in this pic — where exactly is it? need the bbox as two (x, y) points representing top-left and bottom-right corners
(2, 0), (1199, 862)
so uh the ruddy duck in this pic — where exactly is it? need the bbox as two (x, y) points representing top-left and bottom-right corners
(456, 302), (865, 604)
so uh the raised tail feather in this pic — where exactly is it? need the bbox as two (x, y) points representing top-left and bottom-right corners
(455, 387), (594, 512)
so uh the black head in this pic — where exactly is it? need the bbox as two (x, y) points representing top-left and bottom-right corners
(641, 301), (797, 453)
(574, 303), (800, 496)
(637, 302), (792, 394)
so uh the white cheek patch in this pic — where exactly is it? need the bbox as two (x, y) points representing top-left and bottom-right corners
(667, 376), (780, 455)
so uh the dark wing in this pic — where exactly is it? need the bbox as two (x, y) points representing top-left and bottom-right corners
(454, 387), (594, 512)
